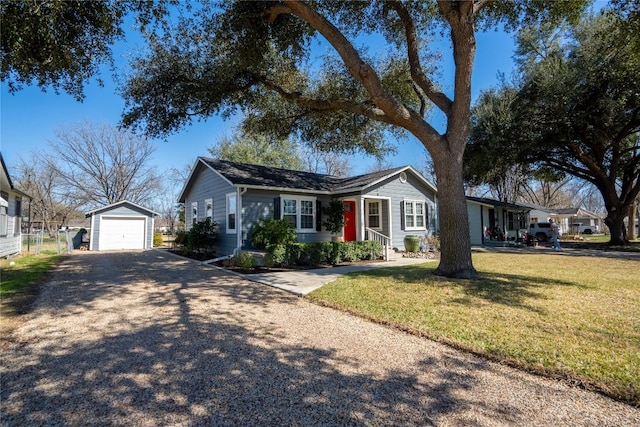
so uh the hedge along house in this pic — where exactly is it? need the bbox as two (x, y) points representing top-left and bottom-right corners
(85, 201), (158, 251)
(1, 153), (31, 258)
(178, 158), (439, 259)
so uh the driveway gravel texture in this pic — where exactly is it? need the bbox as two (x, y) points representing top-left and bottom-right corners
(1, 251), (638, 426)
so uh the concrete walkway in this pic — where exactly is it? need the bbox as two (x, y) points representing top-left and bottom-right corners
(230, 254), (434, 296)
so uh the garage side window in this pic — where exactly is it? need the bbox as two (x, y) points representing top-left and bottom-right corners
(226, 193), (236, 234)
(191, 202), (198, 226)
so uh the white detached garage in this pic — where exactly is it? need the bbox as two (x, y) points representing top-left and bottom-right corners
(85, 201), (158, 251)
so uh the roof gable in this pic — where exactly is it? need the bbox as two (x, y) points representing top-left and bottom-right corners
(85, 200), (159, 217)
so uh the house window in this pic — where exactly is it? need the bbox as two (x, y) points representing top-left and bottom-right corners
(14, 198), (21, 236)
(281, 195), (316, 233)
(404, 200), (426, 230)
(367, 201), (381, 229)
(205, 198), (213, 220)
(191, 202), (198, 226)
(0, 205), (7, 236)
(226, 193), (237, 234)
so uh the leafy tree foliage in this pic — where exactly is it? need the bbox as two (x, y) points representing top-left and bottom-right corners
(121, 1), (586, 278)
(209, 131), (304, 170)
(468, 8), (640, 245)
(0, 0), (172, 100)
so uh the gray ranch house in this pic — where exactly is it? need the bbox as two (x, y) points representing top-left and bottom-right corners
(178, 158), (439, 258)
(1, 153), (30, 258)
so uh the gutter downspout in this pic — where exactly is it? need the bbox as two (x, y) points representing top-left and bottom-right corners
(235, 187), (247, 255)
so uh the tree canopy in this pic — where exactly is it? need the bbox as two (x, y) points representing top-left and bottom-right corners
(467, 7), (640, 244)
(0, 0), (172, 100)
(209, 132), (304, 170)
(120, 0), (587, 278)
(1, 0), (589, 277)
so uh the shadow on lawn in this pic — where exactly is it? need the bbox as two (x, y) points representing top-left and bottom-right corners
(0, 250), (529, 426)
(347, 263), (586, 313)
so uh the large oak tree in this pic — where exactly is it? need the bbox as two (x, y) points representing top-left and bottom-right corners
(467, 8), (640, 244)
(122, 1), (586, 278)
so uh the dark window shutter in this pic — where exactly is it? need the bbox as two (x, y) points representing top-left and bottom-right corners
(316, 200), (322, 231)
(273, 197), (281, 219)
(400, 201), (405, 230)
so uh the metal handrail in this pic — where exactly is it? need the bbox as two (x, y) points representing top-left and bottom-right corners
(365, 227), (390, 261)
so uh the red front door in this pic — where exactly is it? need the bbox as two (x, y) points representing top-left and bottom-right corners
(343, 201), (356, 241)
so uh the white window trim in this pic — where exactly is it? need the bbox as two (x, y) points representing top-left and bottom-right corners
(366, 200), (382, 230)
(280, 194), (317, 233)
(191, 202), (198, 226)
(404, 199), (427, 231)
(226, 192), (237, 234)
(205, 198), (213, 220)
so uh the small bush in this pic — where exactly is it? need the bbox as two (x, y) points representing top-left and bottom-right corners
(186, 218), (218, 252)
(233, 251), (256, 269)
(153, 232), (163, 247)
(251, 218), (297, 249)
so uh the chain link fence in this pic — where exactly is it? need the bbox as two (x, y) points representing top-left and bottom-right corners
(22, 230), (77, 255)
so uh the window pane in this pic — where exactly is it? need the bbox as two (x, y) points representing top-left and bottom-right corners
(416, 203), (423, 215)
(228, 196), (236, 214)
(284, 214), (297, 227)
(416, 215), (424, 227)
(228, 213), (236, 229)
(369, 215), (380, 228)
(283, 199), (296, 214)
(405, 201), (414, 215)
(301, 215), (314, 229)
(368, 202), (379, 215)
(406, 215), (414, 228)
(301, 200), (313, 215)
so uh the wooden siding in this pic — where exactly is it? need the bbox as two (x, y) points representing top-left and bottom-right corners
(183, 165), (236, 257)
(90, 204), (154, 251)
(0, 190), (22, 257)
(363, 172), (437, 251)
(241, 189), (333, 250)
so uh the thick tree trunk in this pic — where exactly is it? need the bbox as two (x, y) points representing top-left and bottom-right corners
(605, 212), (629, 246)
(433, 154), (477, 278)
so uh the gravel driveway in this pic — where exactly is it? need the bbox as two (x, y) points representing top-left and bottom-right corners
(1, 250), (638, 426)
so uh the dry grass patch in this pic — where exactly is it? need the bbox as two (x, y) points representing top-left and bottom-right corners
(307, 252), (640, 405)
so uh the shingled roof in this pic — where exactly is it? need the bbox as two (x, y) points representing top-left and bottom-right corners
(199, 158), (423, 193)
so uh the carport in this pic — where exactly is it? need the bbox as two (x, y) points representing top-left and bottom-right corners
(85, 201), (158, 251)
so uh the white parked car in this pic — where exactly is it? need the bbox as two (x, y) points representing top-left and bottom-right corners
(529, 222), (562, 241)
(570, 223), (600, 235)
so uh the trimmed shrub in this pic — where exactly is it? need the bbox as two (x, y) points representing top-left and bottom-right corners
(233, 251), (256, 269)
(264, 241), (382, 267)
(153, 232), (163, 247)
(251, 219), (297, 249)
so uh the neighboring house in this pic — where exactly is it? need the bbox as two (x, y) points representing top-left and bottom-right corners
(1, 153), (31, 258)
(520, 203), (605, 234)
(178, 158), (439, 257)
(85, 201), (158, 251)
(466, 197), (531, 245)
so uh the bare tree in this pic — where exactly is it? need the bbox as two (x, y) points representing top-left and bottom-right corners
(49, 121), (161, 209)
(299, 146), (351, 177)
(14, 154), (84, 234)
(153, 162), (193, 234)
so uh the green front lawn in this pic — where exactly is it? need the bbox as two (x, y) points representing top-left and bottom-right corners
(307, 252), (640, 405)
(1, 254), (61, 296)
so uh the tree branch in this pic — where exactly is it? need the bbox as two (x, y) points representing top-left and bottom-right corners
(386, 0), (453, 116)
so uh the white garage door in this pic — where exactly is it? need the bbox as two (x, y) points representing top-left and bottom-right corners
(99, 217), (146, 250)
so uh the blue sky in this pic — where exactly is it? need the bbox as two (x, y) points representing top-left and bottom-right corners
(1, 21), (517, 179)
